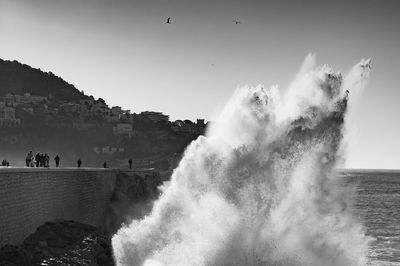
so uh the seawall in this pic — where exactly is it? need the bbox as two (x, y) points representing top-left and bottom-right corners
(0, 168), (160, 245)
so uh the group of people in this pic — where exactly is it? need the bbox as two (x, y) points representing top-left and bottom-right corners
(1, 159), (10, 166)
(22, 152), (134, 169)
(25, 151), (61, 168)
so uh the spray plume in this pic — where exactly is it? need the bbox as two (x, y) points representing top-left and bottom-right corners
(112, 55), (372, 266)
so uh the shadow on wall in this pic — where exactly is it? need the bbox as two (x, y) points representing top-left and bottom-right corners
(105, 172), (162, 234)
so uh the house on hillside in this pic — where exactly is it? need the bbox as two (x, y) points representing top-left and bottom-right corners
(140, 111), (169, 123)
(171, 119), (206, 134)
(3, 93), (47, 107)
(111, 106), (123, 116)
(0, 103), (21, 127)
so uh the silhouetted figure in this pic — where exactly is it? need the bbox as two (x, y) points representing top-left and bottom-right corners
(44, 154), (50, 168)
(1, 159), (7, 166)
(26, 151), (33, 167)
(54, 155), (60, 167)
(35, 153), (40, 167)
(103, 161), (107, 168)
(233, 19), (242, 24)
(166, 17), (171, 24)
(128, 159), (132, 169)
(77, 158), (82, 168)
(40, 153), (45, 167)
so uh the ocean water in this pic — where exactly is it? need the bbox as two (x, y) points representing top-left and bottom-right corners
(342, 170), (400, 266)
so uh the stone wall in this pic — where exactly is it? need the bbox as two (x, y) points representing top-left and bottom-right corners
(0, 168), (159, 245)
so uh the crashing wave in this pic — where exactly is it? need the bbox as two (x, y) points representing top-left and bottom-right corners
(112, 54), (372, 266)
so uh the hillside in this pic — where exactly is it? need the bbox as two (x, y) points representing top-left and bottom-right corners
(0, 59), (87, 103)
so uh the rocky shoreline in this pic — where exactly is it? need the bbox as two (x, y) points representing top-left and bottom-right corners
(0, 220), (114, 265)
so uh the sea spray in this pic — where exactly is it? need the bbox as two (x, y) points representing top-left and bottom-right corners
(112, 55), (372, 266)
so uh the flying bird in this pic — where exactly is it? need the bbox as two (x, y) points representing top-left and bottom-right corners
(233, 20), (242, 24)
(166, 17), (171, 24)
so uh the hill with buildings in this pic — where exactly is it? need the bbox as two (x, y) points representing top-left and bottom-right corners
(0, 58), (208, 169)
(0, 59), (87, 103)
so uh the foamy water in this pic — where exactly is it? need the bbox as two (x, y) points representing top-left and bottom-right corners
(112, 55), (372, 266)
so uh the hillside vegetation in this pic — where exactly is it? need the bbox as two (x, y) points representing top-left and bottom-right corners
(0, 59), (87, 102)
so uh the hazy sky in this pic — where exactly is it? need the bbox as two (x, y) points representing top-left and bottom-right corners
(1, 0), (399, 169)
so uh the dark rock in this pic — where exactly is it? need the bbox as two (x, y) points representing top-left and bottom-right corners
(47, 238), (68, 248)
(0, 245), (31, 265)
(0, 220), (114, 265)
(38, 241), (48, 248)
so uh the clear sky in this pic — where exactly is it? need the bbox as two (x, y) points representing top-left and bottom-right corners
(1, 0), (399, 169)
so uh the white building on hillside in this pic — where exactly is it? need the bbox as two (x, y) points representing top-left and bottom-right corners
(0, 104), (20, 127)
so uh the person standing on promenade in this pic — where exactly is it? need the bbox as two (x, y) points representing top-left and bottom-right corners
(44, 154), (50, 167)
(54, 155), (60, 167)
(39, 153), (45, 167)
(77, 158), (82, 168)
(25, 151), (33, 167)
(35, 153), (40, 167)
(128, 159), (132, 169)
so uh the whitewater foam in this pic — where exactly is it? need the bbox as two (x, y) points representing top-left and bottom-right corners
(112, 54), (372, 266)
